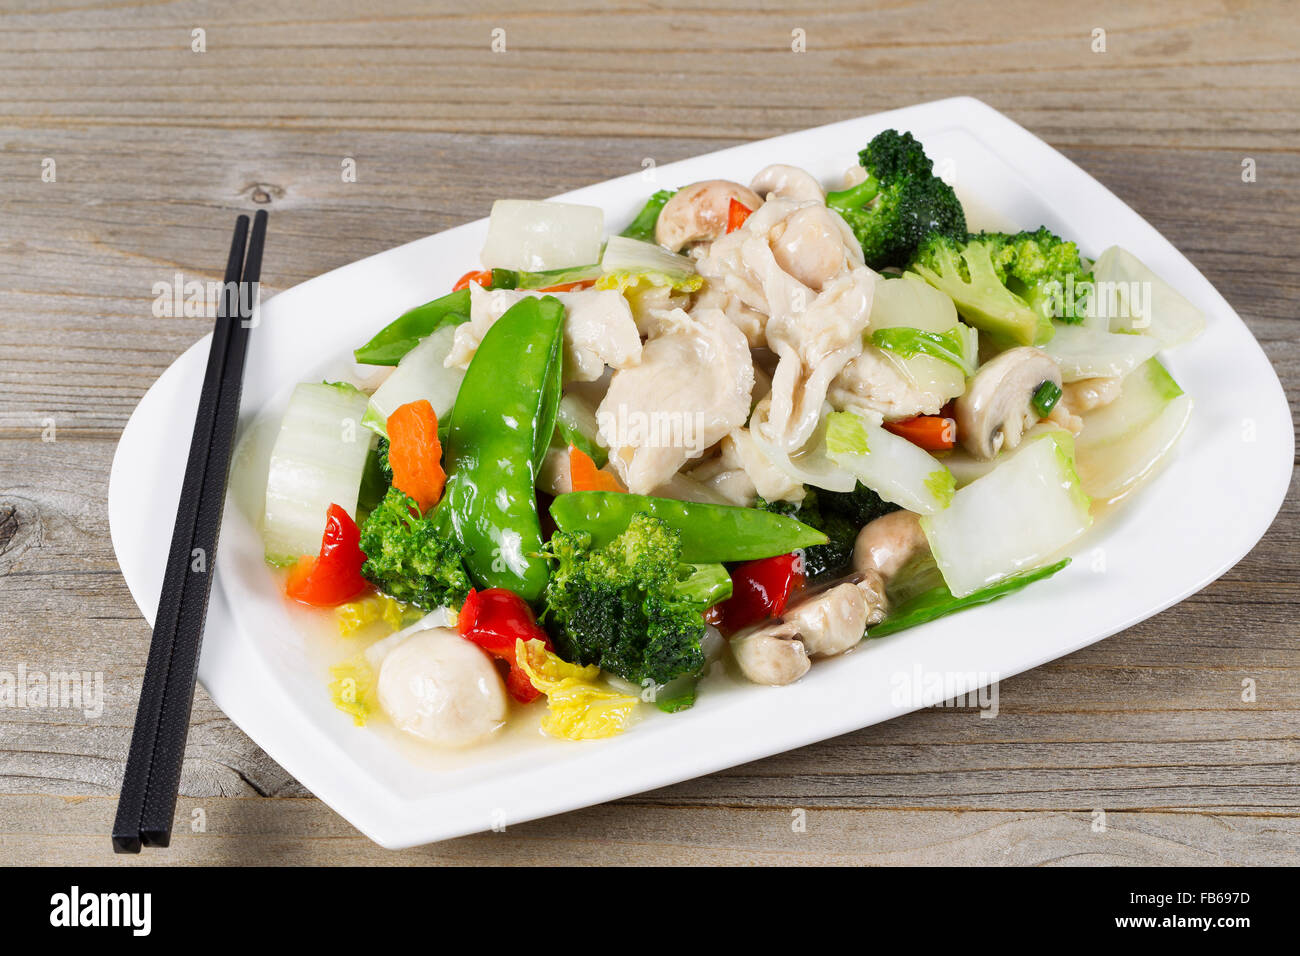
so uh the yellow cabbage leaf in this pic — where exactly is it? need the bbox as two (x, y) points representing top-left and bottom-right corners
(329, 654), (377, 726)
(335, 594), (417, 637)
(515, 639), (637, 741)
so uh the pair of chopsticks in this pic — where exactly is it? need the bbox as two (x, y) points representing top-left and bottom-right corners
(113, 211), (268, 853)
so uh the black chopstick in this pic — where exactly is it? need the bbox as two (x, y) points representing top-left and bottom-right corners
(112, 211), (268, 853)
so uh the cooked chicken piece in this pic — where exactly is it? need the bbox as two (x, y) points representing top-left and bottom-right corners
(597, 308), (754, 494)
(1063, 376), (1123, 414)
(690, 283), (770, 347)
(697, 198), (875, 452)
(537, 446), (574, 497)
(722, 427), (805, 502)
(1051, 376), (1122, 435)
(828, 345), (960, 420)
(750, 164), (826, 204)
(769, 205), (860, 292)
(682, 425), (806, 507)
(761, 268), (875, 452)
(449, 286), (642, 382)
(622, 282), (691, 338)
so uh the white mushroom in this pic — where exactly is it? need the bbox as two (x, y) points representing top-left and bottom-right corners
(731, 581), (871, 685)
(729, 619), (810, 686)
(749, 164), (825, 204)
(783, 581), (870, 656)
(377, 628), (508, 747)
(654, 180), (763, 252)
(954, 347), (1063, 459)
(730, 511), (932, 686)
(853, 510), (929, 626)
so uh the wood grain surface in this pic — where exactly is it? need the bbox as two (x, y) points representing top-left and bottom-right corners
(0, 0), (1296, 866)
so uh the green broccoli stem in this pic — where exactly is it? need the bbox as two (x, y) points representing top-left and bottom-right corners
(825, 175), (880, 215)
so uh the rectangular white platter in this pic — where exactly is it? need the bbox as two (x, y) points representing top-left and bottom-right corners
(109, 98), (1294, 848)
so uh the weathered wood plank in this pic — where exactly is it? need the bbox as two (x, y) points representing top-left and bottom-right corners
(2, 796), (1296, 866)
(0, 1), (1296, 149)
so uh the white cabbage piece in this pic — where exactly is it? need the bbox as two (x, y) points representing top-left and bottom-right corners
(1088, 246), (1206, 346)
(479, 199), (604, 272)
(921, 432), (1092, 597)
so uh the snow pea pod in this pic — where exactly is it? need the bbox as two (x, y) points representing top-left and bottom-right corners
(352, 270), (520, 366)
(443, 295), (565, 603)
(619, 189), (675, 243)
(869, 558), (1070, 637)
(353, 288), (472, 366)
(549, 492), (827, 563)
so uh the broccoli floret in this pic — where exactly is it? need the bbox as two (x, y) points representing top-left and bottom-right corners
(756, 485), (898, 581)
(990, 227), (1092, 323)
(541, 513), (707, 686)
(358, 487), (472, 610)
(910, 228), (1091, 346)
(826, 129), (967, 270)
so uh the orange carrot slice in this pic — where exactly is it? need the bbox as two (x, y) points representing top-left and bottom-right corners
(387, 400), (446, 513)
(568, 444), (625, 493)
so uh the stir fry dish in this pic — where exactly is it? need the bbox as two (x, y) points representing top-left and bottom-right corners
(261, 130), (1204, 748)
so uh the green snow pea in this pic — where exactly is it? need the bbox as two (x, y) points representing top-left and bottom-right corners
(548, 492), (827, 563)
(619, 189), (676, 243)
(353, 288), (472, 366)
(442, 295), (565, 603)
(869, 558), (1070, 638)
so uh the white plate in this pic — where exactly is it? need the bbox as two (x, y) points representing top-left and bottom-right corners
(109, 98), (1293, 849)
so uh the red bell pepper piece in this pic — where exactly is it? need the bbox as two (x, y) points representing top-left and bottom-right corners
(452, 269), (494, 292)
(726, 198), (752, 233)
(716, 552), (805, 635)
(285, 504), (369, 607)
(458, 587), (554, 703)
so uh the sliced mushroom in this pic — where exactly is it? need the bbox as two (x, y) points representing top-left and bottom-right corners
(729, 619), (810, 685)
(853, 510), (929, 626)
(954, 347), (1063, 459)
(749, 164), (825, 204)
(655, 180), (764, 252)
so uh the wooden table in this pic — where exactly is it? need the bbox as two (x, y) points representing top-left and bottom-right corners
(1, 0), (1296, 866)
